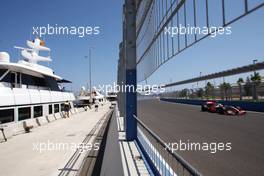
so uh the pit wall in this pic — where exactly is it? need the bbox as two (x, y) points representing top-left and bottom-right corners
(160, 98), (264, 112)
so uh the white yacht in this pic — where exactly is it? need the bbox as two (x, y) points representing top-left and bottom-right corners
(76, 87), (105, 107)
(0, 38), (75, 138)
(106, 91), (117, 101)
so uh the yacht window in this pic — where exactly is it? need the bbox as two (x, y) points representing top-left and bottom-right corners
(1, 72), (11, 83)
(49, 105), (53, 114)
(0, 109), (14, 124)
(22, 74), (34, 86)
(0, 69), (7, 79)
(18, 107), (31, 121)
(61, 103), (65, 111)
(7, 72), (21, 88)
(17, 73), (22, 88)
(44, 76), (60, 91)
(54, 104), (59, 113)
(34, 106), (43, 118)
(10, 72), (16, 88)
(22, 74), (47, 87)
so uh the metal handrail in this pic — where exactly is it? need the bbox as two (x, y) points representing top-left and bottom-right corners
(133, 114), (201, 176)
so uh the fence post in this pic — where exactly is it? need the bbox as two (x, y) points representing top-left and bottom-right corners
(118, 42), (125, 118)
(124, 0), (137, 141)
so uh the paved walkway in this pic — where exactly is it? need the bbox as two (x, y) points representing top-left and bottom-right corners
(0, 103), (111, 176)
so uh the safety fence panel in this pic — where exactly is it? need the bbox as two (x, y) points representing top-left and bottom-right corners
(136, 0), (264, 82)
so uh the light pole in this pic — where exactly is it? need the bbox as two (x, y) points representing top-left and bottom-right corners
(84, 56), (91, 92)
(144, 74), (148, 85)
(85, 47), (94, 103)
(170, 78), (172, 92)
(84, 56), (88, 90)
(89, 48), (92, 94)
(252, 59), (258, 100)
(253, 59), (258, 74)
(197, 72), (202, 88)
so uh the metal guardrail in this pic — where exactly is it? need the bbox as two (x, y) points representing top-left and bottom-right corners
(134, 115), (201, 176)
(162, 81), (264, 101)
(163, 62), (264, 88)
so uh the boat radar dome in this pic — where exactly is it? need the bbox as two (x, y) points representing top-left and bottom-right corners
(0, 52), (10, 63)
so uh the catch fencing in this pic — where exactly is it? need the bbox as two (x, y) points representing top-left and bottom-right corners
(118, 0), (264, 175)
(136, 0), (264, 81)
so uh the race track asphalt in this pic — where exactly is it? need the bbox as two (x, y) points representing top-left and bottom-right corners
(137, 99), (264, 176)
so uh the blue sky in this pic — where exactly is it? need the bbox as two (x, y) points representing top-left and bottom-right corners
(0, 0), (122, 92)
(145, 3), (264, 91)
(0, 0), (263, 92)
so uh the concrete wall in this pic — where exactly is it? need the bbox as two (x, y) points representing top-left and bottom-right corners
(160, 98), (264, 112)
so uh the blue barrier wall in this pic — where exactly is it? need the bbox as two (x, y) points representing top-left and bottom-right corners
(160, 98), (264, 112)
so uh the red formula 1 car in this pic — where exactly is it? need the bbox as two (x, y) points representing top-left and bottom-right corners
(201, 101), (246, 115)
(201, 101), (219, 113)
(216, 106), (246, 115)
